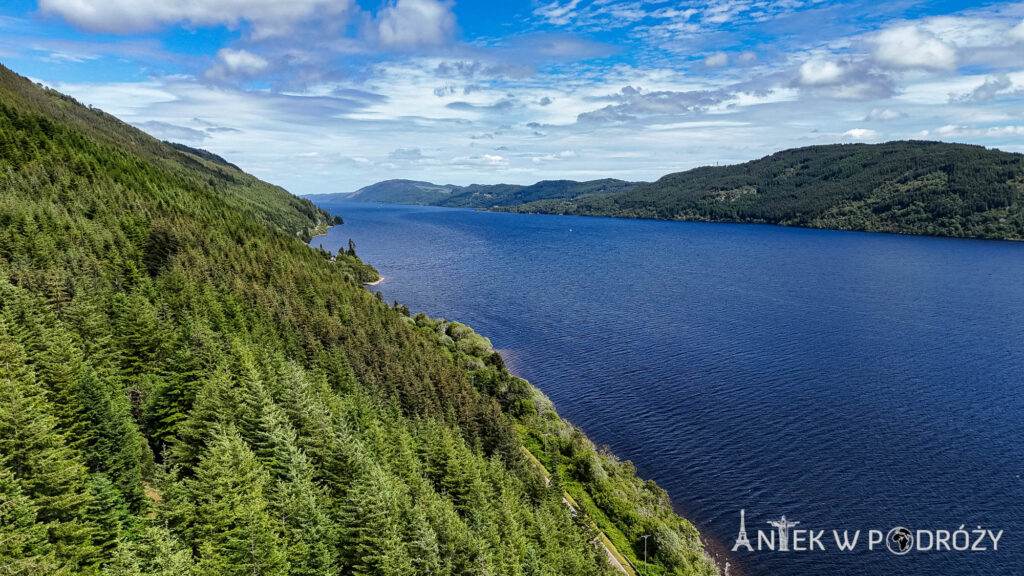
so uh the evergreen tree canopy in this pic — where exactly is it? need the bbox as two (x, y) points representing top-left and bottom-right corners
(0, 62), (716, 576)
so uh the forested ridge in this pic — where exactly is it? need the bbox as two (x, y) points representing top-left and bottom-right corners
(307, 178), (637, 209)
(500, 141), (1024, 240)
(0, 61), (716, 576)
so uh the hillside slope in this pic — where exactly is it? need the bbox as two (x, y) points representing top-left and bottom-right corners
(0, 62), (715, 576)
(501, 141), (1024, 240)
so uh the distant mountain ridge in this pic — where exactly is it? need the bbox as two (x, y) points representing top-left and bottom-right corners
(313, 141), (1024, 240)
(305, 177), (638, 208)
(501, 141), (1024, 240)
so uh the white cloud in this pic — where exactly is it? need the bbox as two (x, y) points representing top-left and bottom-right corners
(534, 0), (583, 26)
(31, 2), (1024, 193)
(705, 52), (728, 68)
(952, 74), (1017, 103)
(373, 0), (456, 48)
(134, 121), (208, 142)
(795, 58), (895, 100)
(872, 25), (957, 70)
(864, 108), (904, 122)
(1012, 19), (1024, 42)
(38, 0), (350, 37)
(842, 128), (880, 140)
(452, 154), (508, 168)
(936, 124), (1024, 138)
(531, 150), (576, 163)
(798, 59), (845, 85)
(206, 49), (269, 82)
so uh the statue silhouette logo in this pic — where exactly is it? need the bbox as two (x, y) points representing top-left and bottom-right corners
(887, 526), (913, 555)
(766, 515), (800, 551)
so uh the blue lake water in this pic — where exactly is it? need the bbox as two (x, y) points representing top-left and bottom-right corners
(312, 201), (1024, 576)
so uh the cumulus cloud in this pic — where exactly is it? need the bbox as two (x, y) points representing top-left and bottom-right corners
(872, 25), (957, 70)
(38, 0), (350, 37)
(842, 128), (880, 140)
(795, 59), (894, 100)
(206, 49), (269, 82)
(798, 59), (845, 86)
(737, 50), (757, 65)
(372, 0), (456, 49)
(952, 74), (1017, 103)
(705, 52), (728, 68)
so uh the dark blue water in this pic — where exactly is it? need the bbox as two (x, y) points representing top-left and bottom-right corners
(312, 201), (1024, 576)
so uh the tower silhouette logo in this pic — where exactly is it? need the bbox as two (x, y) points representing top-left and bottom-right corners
(731, 509), (752, 551)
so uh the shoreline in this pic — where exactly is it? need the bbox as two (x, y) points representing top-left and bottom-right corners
(496, 347), (729, 576)
(311, 208), (723, 575)
(308, 219), (336, 241)
(482, 206), (1024, 244)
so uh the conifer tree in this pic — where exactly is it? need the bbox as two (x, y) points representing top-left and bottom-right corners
(338, 466), (413, 576)
(142, 524), (196, 576)
(0, 316), (98, 572)
(100, 523), (196, 576)
(171, 369), (237, 471)
(75, 368), (146, 509)
(36, 328), (85, 437)
(0, 466), (56, 576)
(406, 505), (443, 576)
(183, 427), (288, 576)
(271, 442), (339, 576)
(83, 474), (130, 559)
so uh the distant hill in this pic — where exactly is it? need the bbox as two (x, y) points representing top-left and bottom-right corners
(438, 178), (637, 208)
(305, 178), (638, 208)
(304, 179), (458, 204)
(351, 179), (461, 204)
(500, 141), (1024, 240)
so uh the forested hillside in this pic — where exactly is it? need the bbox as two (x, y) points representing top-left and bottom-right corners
(437, 179), (636, 209)
(307, 178), (637, 209)
(501, 142), (1024, 240)
(340, 179), (462, 205)
(0, 62), (716, 576)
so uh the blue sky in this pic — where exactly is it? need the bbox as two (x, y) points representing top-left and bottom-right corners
(1, 0), (1022, 193)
